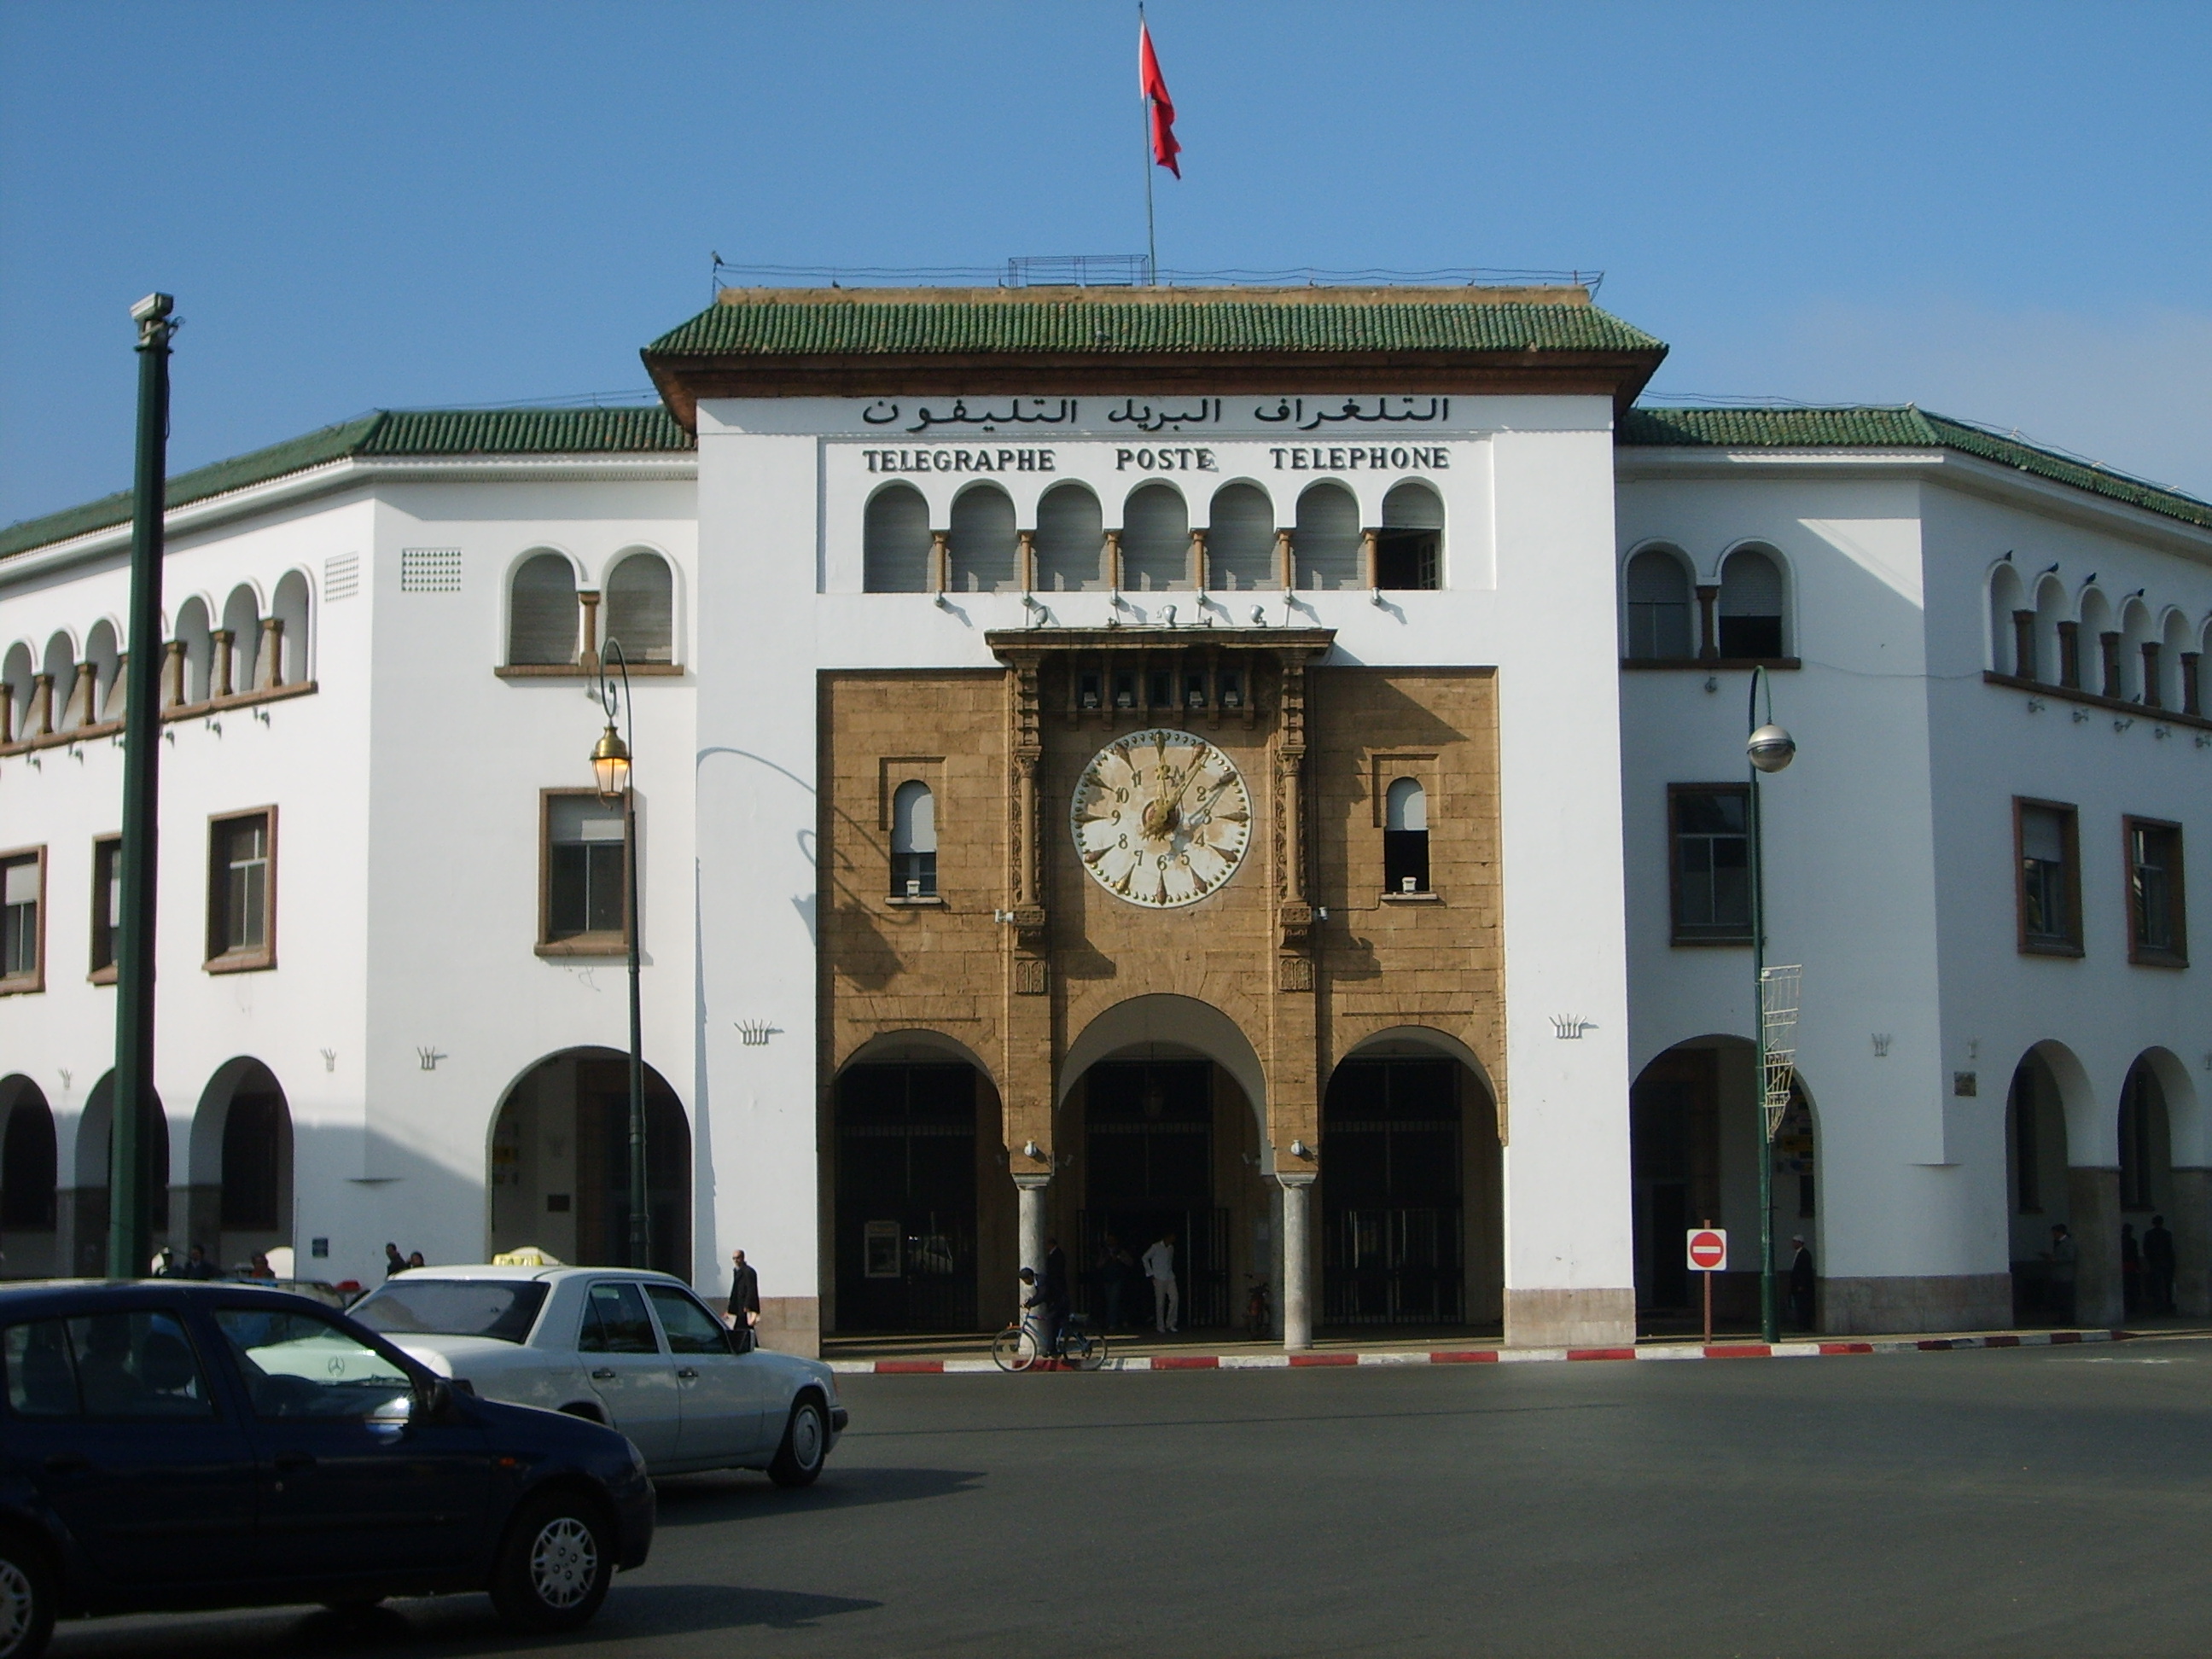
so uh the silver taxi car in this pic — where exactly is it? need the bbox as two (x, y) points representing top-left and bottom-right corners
(347, 1266), (844, 1483)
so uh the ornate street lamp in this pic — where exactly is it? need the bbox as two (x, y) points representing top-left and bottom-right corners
(1745, 666), (1796, 1342)
(591, 641), (649, 1271)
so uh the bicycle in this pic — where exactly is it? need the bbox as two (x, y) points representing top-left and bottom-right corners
(992, 1311), (1109, 1372)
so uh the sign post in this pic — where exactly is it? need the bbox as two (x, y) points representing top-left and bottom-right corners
(1686, 1225), (1727, 1345)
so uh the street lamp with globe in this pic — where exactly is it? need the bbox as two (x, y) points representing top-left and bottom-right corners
(591, 641), (649, 1271)
(1745, 667), (1796, 1341)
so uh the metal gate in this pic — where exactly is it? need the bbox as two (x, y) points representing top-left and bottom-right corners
(1324, 1208), (1464, 1324)
(1075, 1208), (1230, 1330)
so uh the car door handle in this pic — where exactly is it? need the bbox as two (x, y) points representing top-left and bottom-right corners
(676, 1367), (699, 1380)
(43, 1452), (88, 1474)
(590, 1367), (617, 1380)
(274, 1452), (317, 1471)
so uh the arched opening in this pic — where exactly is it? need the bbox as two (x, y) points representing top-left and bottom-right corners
(488, 1049), (690, 1279)
(173, 598), (213, 705)
(830, 1038), (994, 1333)
(1630, 1038), (1814, 1334)
(889, 779), (937, 898)
(2079, 587), (2116, 697)
(1383, 777), (1429, 893)
(2120, 599), (2156, 704)
(188, 1059), (294, 1272)
(948, 485), (1019, 593)
(1033, 482), (1105, 592)
(42, 632), (78, 731)
(604, 550), (674, 663)
(863, 483), (933, 593)
(1718, 548), (1785, 659)
(1293, 481), (1362, 591)
(0, 1078), (58, 1278)
(1120, 482), (1190, 591)
(71, 1074), (171, 1276)
(2158, 610), (2192, 712)
(84, 621), (122, 722)
(2118, 1057), (2175, 1318)
(270, 571), (311, 687)
(2034, 575), (2069, 689)
(1, 643), (32, 741)
(1205, 482), (1277, 591)
(1988, 562), (2028, 676)
(1322, 1039), (1501, 1329)
(221, 585), (262, 694)
(1624, 549), (1694, 661)
(1377, 480), (1443, 590)
(508, 553), (579, 667)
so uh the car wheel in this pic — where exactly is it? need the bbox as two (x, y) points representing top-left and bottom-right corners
(490, 1490), (613, 1633)
(767, 1394), (830, 1487)
(0, 1537), (55, 1659)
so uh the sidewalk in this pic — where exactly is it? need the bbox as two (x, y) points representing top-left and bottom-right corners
(823, 1320), (2212, 1375)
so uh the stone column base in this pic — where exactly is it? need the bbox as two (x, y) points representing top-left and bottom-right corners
(1504, 1286), (1634, 1349)
(1819, 1273), (2013, 1336)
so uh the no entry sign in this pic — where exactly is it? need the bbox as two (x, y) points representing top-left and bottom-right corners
(1686, 1228), (1728, 1272)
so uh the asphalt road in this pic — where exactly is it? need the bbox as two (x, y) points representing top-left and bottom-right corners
(54, 1338), (2212, 1658)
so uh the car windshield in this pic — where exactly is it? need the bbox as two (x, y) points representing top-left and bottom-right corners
(351, 1279), (550, 1343)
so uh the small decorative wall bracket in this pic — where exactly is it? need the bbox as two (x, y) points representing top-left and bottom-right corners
(735, 1021), (782, 1047)
(416, 1046), (446, 1071)
(1871, 1033), (1893, 1057)
(320, 1048), (337, 1073)
(1550, 1016), (1597, 1040)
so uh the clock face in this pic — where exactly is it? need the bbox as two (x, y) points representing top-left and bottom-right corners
(1071, 728), (1252, 909)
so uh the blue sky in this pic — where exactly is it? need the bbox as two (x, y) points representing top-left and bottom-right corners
(4, 0), (2209, 527)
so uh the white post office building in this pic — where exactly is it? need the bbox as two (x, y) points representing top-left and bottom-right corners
(0, 283), (2204, 1352)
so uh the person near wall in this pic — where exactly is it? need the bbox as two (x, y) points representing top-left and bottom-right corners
(1143, 1231), (1179, 1336)
(1788, 1236), (1816, 1331)
(1094, 1235), (1134, 1330)
(2121, 1224), (2143, 1318)
(384, 1243), (408, 1278)
(1039, 1237), (1070, 1356)
(2144, 1215), (2177, 1317)
(726, 1249), (761, 1336)
(2046, 1225), (2077, 1325)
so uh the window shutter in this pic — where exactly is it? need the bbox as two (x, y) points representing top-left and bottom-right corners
(1033, 485), (1105, 592)
(948, 488), (1018, 593)
(1206, 483), (1276, 591)
(864, 486), (933, 592)
(1294, 484), (1361, 591)
(1121, 484), (1189, 591)
(509, 554), (579, 665)
(3, 861), (36, 905)
(606, 555), (674, 662)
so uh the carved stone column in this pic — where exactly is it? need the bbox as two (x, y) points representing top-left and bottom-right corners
(2011, 608), (2038, 681)
(2142, 642), (2163, 708)
(1103, 530), (1123, 594)
(0, 682), (11, 745)
(1360, 528), (1380, 591)
(1276, 529), (1295, 592)
(160, 640), (186, 708)
(2057, 620), (2081, 689)
(579, 590), (601, 670)
(930, 531), (951, 593)
(1274, 649), (1313, 990)
(1696, 585), (1721, 663)
(1189, 528), (1208, 592)
(61, 662), (95, 729)
(2099, 631), (2122, 699)
(259, 617), (285, 690)
(102, 655), (129, 721)
(1016, 1173), (1051, 1281)
(1278, 1173), (1314, 1350)
(210, 628), (235, 700)
(1017, 529), (1037, 594)
(26, 674), (52, 738)
(2182, 651), (2203, 717)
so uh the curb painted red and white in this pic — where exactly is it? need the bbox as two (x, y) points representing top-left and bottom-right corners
(829, 1329), (2122, 1375)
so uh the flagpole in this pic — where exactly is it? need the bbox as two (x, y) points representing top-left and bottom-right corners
(1140, 4), (1156, 283)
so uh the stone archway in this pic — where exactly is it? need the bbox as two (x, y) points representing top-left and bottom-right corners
(0, 1077), (58, 1278)
(67, 1073), (171, 1276)
(489, 1049), (690, 1279)
(186, 1058), (294, 1273)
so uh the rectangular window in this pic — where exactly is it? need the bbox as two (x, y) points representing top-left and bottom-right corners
(1668, 787), (1751, 943)
(2126, 817), (2186, 967)
(2015, 799), (2081, 956)
(1374, 528), (1440, 591)
(542, 790), (628, 952)
(207, 810), (276, 970)
(90, 835), (120, 981)
(0, 848), (43, 992)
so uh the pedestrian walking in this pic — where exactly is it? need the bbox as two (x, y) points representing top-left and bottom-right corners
(1040, 1237), (1069, 1354)
(1095, 1235), (1133, 1330)
(384, 1242), (408, 1278)
(407, 1250), (427, 1270)
(727, 1249), (761, 1339)
(2144, 1214), (2177, 1316)
(1143, 1231), (1179, 1334)
(1788, 1235), (1816, 1331)
(2122, 1224), (2143, 1318)
(2047, 1224), (2077, 1324)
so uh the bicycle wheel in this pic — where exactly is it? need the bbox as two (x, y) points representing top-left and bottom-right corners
(991, 1324), (1037, 1373)
(1075, 1329), (1109, 1371)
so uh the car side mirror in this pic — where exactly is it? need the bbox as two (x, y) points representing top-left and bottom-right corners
(730, 1323), (755, 1355)
(412, 1377), (460, 1427)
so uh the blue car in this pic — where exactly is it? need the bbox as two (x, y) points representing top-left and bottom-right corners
(0, 1280), (655, 1659)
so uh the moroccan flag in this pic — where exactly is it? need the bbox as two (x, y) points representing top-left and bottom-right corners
(1139, 17), (1180, 177)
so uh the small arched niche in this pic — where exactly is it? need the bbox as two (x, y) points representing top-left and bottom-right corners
(1377, 480), (1442, 590)
(508, 552), (579, 667)
(1988, 562), (2029, 676)
(0, 643), (32, 741)
(1205, 483), (1277, 591)
(1624, 548), (1694, 661)
(1033, 482), (1105, 592)
(1121, 482), (1190, 591)
(864, 484), (933, 593)
(271, 571), (311, 686)
(1718, 547), (1785, 659)
(948, 486), (1019, 593)
(890, 778), (938, 899)
(1383, 777), (1429, 894)
(605, 551), (674, 663)
(222, 585), (263, 693)
(1293, 482), (1361, 591)
(83, 621), (123, 722)
(174, 597), (213, 705)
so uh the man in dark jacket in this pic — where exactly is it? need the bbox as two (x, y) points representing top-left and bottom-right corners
(727, 1249), (760, 1339)
(1040, 1237), (1070, 1355)
(2144, 1215), (2178, 1316)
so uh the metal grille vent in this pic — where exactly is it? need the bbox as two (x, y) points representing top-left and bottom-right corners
(323, 552), (360, 601)
(399, 548), (462, 593)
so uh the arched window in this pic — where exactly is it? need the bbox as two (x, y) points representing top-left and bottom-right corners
(220, 1087), (288, 1231)
(1624, 550), (1693, 661)
(1383, 777), (1429, 894)
(1378, 481), (1443, 591)
(222, 585), (264, 693)
(1294, 482), (1362, 591)
(948, 486), (1019, 593)
(2034, 575), (2069, 688)
(0, 1087), (55, 1231)
(606, 552), (674, 663)
(1034, 483), (1105, 592)
(2120, 599), (2155, 704)
(1206, 483), (1278, 591)
(84, 621), (122, 722)
(271, 570), (311, 686)
(890, 780), (937, 899)
(1121, 483), (1190, 591)
(864, 484), (933, 593)
(508, 553), (579, 667)
(174, 597), (212, 705)
(42, 632), (76, 731)
(0, 643), (31, 742)
(1718, 548), (1785, 659)
(1988, 562), (2029, 677)
(2079, 588), (2116, 696)
(2159, 611), (2192, 713)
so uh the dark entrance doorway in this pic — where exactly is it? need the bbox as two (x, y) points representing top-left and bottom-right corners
(1080, 1061), (1228, 1330)
(1321, 1057), (1464, 1324)
(1631, 1047), (1720, 1316)
(574, 1061), (690, 1278)
(835, 1064), (979, 1332)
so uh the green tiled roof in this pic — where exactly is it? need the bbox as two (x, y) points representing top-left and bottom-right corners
(0, 406), (693, 562)
(644, 290), (1666, 359)
(1620, 405), (2212, 532)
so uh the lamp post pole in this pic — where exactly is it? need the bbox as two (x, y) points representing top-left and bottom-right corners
(109, 294), (177, 1279)
(592, 642), (649, 1271)
(1745, 665), (1796, 1344)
